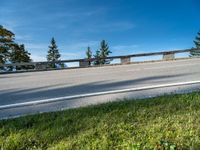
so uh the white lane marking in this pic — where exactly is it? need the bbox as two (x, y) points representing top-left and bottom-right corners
(0, 80), (200, 110)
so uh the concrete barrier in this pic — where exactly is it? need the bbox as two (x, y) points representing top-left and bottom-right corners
(0, 48), (198, 73)
(79, 60), (89, 68)
(163, 52), (175, 60)
(35, 63), (47, 70)
(121, 57), (131, 64)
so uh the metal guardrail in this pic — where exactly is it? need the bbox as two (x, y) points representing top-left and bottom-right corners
(0, 48), (198, 73)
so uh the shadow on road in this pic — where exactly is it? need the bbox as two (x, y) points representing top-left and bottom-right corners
(0, 73), (194, 105)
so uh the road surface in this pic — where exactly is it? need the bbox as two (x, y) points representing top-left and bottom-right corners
(0, 58), (200, 119)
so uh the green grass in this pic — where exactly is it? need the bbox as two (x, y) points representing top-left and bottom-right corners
(1, 92), (200, 150)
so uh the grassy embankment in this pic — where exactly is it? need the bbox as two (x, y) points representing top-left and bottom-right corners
(0, 92), (200, 149)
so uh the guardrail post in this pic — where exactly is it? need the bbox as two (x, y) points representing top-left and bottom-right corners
(35, 63), (47, 70)
(163, 52), (175, 60)
(79, 60), (89, 67)
(121, 57), (131, 64)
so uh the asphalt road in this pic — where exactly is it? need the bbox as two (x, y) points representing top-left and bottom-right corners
(0, 58), (200, 119)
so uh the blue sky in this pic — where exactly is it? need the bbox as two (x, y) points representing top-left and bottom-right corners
(1, 0), (200, 61)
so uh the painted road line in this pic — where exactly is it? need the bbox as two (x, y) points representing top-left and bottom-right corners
(0, 80), (200, 110)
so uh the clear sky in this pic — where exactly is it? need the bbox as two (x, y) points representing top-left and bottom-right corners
(1, 0), (200, 61)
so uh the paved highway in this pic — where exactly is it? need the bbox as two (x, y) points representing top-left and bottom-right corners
(0, 58), (200, 119)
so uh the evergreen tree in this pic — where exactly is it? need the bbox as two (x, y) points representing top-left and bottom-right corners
(93, 50), (101, 65)
(86, 46), (92, 66)
(47, 37), (61, 68)
(0, 25), (15, 64)
(0, 25), (33, 71)
(10, 44), (32, 70)
(194, 31), (200, 48)
(10, 44), (31, 63)
(190, 31), (200, 56)
(94, 40), (111, 65)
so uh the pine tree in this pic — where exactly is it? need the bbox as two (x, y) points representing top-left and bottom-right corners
(0, 25), (15, 64)
(94, 40), (111, 65)
(194, 31), (200, 48)
(0, 25), (33, 71)
(10, 44), (31, 63)
(190, 31), (200, 56)
(10, 44), (32, 70)
(93, 50), (101, 65)
(86, 46), (92, 66)
(47, 37), (61, 68)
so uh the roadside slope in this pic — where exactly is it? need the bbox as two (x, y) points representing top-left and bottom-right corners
(0, 92), (200, 149)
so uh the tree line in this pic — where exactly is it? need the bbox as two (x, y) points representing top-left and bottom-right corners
(47, 38), (112, 68)
(0, 25), (112, 70)
(0, 25), (200, 70)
